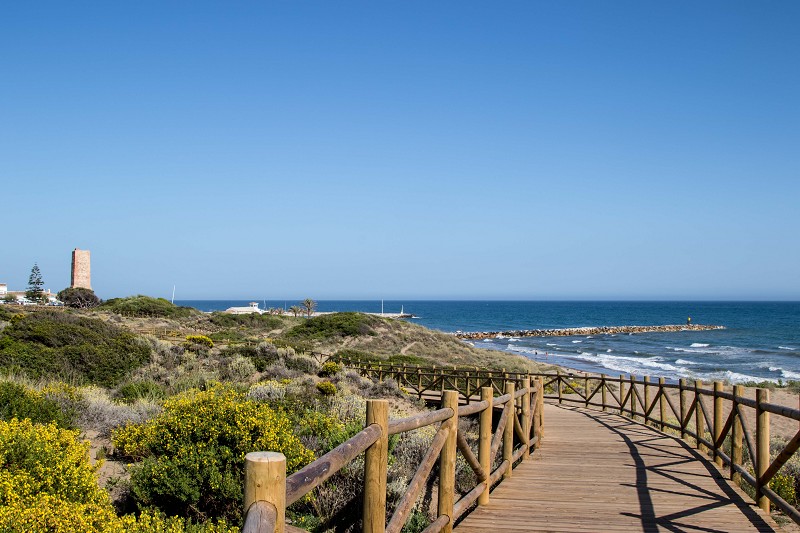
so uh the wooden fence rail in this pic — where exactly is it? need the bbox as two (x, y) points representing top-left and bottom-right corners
(333, 358), (800, 525)
(242, 377), (543, 533)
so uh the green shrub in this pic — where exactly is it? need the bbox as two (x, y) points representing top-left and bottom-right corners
(285, 312), (380, 341)
(386, 354), (428, 365)
(0, 311), (151, 387)
(112, 384), (314, 522)
(333, 349), (383, 363)
(0, 307), (13, 321)
(221, 356), (257, 382)
(221, 343), (279, 372)
(56, 287), (101, 309)
(316, 381), (337, 396)
(319, 361), (343, 377)
(0, 381), (73, 428)
(285, 354), (319, 374)
(99, 296), (197, 318)
(116, 380), (166, 404)
(208, 312), (284, 330)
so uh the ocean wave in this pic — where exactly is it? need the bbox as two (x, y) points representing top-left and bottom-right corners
(779, 346), (796, 351)
(606, 349), (613, 352)
(508, 338), (518, 342)
(769, 366), (800, 380)
(572, 340), (582, 344)
(546, 343), (558, 347)
(690, 343), (710, 348)
(675, 359), (700, 366)
(698, 370), (777, 384)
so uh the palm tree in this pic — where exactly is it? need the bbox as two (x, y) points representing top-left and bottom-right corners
(302, 298), (317, 318)
(288, 305), (303, 317)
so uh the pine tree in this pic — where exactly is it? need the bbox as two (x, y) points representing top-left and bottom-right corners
(26, 263), (45, 303)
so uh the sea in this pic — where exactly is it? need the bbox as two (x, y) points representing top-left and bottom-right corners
(175, 300), (800, 385)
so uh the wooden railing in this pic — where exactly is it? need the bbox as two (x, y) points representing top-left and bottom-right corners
(540, 371), (800, 522)
(335, 359), (800, 524)
(331, 357), (536, 402)
(242, 378), (544, 533)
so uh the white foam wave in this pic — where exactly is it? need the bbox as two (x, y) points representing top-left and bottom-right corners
(546, 343), (558, 347)
(571, 340), (582, 344)
(779, 346), (796, 351)
(690, 343), (709, 348)
(508, 338), (518, 342)
(675, 359), (700, 366)
(770, 367), (800, 380)
(606, 349), (613, 352)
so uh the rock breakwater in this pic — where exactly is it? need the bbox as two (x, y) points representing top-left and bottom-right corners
(454, 324), (725, 340)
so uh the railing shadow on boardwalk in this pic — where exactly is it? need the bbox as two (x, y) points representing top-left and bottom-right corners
(560, 404), (776, 533)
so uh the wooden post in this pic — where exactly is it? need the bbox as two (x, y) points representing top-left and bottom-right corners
(465, 372), (471, 404)
(417, 369), (422, 397)
(478, 387), (493, 506)
(601, 374), (607, 412)
(695, 380), (704, 452)
(535, 376), (544, 441)
(363, 399), (389, 533)
(756, 388), (770, 513)
(679, 378), (687, 439)
(732, 384), (743, 485)
(557, 370), (563, 405)
(244, 452), (286, 533)
(439, 390), (459, 533)
(503, 381), (515, 478)
(522, 377), (531, 459)
(659, 378), (666, 432)
(713, 381), (723, 467)
(619, 375), (626, 416)
(629, 375), (636, 420)
(584, 374), (589, 408)
(643, 376), (651, 424)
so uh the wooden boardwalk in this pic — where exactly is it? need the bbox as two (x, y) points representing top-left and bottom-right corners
(456, 403), (780, 533)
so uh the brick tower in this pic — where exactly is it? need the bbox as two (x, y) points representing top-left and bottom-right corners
(70, 248), (92, 290)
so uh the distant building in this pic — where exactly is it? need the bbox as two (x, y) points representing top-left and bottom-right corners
(71, 249), (91, 290)
(0, 284), (6, 296)
(225, 302), (265, 315)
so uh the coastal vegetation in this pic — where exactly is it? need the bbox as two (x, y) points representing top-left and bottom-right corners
(0, 298), (543, 531)
(57, 287), (101, 309)
(99, 295), (197, 318)
(0, 311), (150, 387)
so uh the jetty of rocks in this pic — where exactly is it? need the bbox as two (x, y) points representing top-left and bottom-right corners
(454, 324), (725, 340)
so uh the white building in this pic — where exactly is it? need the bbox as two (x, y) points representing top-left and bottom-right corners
(224, 302), (265, 315)
(0, 284), (6, 296)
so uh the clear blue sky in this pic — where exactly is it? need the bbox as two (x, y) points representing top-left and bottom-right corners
(1, 1), (798, 300)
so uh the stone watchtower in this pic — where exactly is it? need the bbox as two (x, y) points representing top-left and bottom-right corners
(70, 248), (92, 290)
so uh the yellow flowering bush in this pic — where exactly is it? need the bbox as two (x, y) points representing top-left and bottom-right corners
(0, 419), (106, 507)
(184, 335), (214, 349)
(113, 384), (314, 521)
(0, 418), (236, 533)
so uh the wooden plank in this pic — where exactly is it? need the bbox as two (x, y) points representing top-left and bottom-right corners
(455, 403), (781, 533)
